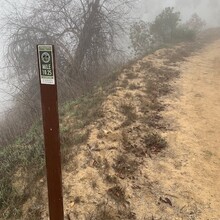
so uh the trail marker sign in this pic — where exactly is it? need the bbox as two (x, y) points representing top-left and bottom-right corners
(37, 45), (64, 220)
(38, 45), (55, 85)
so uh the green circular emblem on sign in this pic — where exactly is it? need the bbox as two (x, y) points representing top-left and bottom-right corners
(41, 52), (51, 63)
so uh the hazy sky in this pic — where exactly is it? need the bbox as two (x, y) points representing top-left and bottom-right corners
(0, 0), (220, 116)
(138, 0), (220, 26)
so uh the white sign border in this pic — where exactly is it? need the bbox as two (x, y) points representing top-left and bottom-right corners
(38, 45), (55, 85)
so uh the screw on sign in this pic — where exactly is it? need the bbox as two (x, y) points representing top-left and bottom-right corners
(37, 45), (64, 220)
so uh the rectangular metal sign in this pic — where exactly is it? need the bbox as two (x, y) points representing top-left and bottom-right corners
(38, 45), (55, 85)
(37, 45), (64, 220)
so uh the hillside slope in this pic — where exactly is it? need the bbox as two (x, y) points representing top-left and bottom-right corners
(38, 37), (220, 219)
(12, 31), (220, 220)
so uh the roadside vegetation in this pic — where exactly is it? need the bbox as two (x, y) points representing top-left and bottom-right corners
(130, 7), (205, 57)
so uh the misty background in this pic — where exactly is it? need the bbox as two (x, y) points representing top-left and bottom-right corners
(0, 0), (220, 116)
(138, 0), (220, 26)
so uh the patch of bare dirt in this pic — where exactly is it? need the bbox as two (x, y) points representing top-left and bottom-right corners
(161, 39), (220, 219)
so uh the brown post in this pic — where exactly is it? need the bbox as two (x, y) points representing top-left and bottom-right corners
(37, 45), (64, 220)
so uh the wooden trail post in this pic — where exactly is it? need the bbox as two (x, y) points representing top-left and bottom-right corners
(37, 45), (64, 220)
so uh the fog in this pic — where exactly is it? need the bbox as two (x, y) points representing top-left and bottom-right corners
(137, 0), (220, 26)
(0, 0), (220, 115)
(0, 8), (10, 117)
(0, 0), (22, 116)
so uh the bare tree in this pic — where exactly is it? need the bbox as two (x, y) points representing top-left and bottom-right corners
(0, 0), (135, 146)
(5, 0), (133, 89)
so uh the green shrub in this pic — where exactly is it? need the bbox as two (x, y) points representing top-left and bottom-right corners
(173, 26), (196, 42)
(150, 7), (181, 43)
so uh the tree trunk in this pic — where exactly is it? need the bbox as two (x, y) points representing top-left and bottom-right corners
(73, 0), (100, 76)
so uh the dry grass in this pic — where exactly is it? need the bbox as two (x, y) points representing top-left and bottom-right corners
(128, 83), (140, 90)
(120, 103), (137, 127)
(0, 133), (44, 219)
(88, 201), (136, 220)
(107, 186), (126, 203)
(113, 155), (139, 177)
(120, 79), (129, 88)
(126, 72), (137, 79)
(144, 132), (167, 153)
(105, 174), (118, 184)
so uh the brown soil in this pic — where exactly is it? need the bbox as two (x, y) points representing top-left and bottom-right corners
(162, 39), (220, 219)
(40, 38), (220, 220)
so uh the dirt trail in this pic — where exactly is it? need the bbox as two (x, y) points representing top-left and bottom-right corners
(162, 39), (220, 219)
